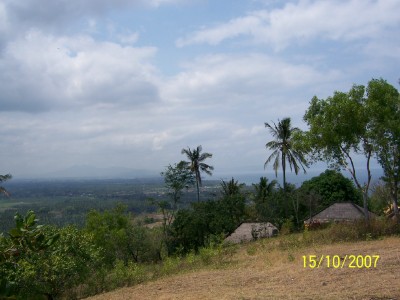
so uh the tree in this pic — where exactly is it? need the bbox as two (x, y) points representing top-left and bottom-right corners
(85, 204), (158, 266)
(161, 161), (195, 212)
(300, 170), (362, 208)
(253, 177), (278, 203)
(153, 162), (195, 255)
(181, 145), (214, 202)
(264, 117), (308, 190)
(251, 177), (278, 221)
(304, 85), (373, 223)
(220, 177), (245, 198)
(219, 178), (246, 227)
(0, 211), (101, 299)
(170, 178), (247, 253)
(0, 174), (12, 196)
(366, 78), (400, 220)
(369, 181), (393, 215)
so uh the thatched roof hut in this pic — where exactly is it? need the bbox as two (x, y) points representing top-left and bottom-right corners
(304, 202), (376, 224)
(224, 222), (278, 244)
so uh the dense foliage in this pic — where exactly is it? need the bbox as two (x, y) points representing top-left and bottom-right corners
(170, 178), (247, 253)
(0, 211), (101, 299)
(299, 170), (362, 210)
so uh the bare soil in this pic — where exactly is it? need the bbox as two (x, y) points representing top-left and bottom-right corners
(86, 236), (400, 300)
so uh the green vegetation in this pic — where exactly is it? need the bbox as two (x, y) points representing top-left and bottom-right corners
(303, 78), (400, 222)
(0, 78), (399, 298)
(0, 179), (220, 233)
(299, 169), (362, 216)
(0, 211), (101, 299)
(264, 117), (308, 190)
(181, 145), (214, 202)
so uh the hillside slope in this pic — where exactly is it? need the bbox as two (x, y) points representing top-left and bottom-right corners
(86, 237), (400, 300)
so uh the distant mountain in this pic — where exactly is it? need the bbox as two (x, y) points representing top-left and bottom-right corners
(39, 165), (159, 180)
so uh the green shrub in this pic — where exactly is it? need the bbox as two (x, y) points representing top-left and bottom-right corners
(106, 260), (148, 290)
(160, 256), (182, 275)
(280, 218), (295, 235)
(0, 211), (102, 299)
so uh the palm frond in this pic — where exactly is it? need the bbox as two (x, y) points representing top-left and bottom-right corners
(199, 152), (212, 161)
(264, 150), (279, 168)
(264, 117), (309, 182)
(265, 121), (279, 138)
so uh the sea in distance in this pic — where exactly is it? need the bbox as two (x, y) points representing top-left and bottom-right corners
(9, 167), (384, 188)
(214, 168), (384, 187)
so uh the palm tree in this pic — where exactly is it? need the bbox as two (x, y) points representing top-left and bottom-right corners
(0, 174), (12, 196)
(252, 177), (277, 204)
(220, 177), (245, 197)
(181, 145), (214, 202)
(264, 118), (308, 190)
(252, 177), (278, 221)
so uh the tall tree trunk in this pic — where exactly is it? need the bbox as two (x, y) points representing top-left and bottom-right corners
(362, 190), (370, 224)
(282, 154), (286, 191)
(195, 178), (200, 202)
(341, 145), (371, 225)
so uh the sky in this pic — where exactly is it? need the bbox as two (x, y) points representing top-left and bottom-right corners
(0, 0), (399, 180)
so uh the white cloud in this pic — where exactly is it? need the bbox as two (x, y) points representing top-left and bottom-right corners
(0, 0), (396, 178)
(162, 53), (341, 107)
(177, 0), (400, 50)
(176, 14), (261, 47)
(117, 32), (140, 45)
(0, 30), (160, 112)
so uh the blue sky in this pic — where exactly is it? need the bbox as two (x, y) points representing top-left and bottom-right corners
(0, 0), (399, 180)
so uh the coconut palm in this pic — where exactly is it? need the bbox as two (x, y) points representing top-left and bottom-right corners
(181, 145), (214, 202)
(220, 177), (245, 198)
(0, 174), (12, 196)
(252, 177), (278, 204)
(264, 118), (308, 190)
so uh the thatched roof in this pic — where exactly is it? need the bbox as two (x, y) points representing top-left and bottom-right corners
(304, 202), (376, 224)
(224, 222), (278, 244)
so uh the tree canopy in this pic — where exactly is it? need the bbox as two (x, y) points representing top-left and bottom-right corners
(264, 117), (308, 189)
(181, 145), (214, 202)
(303, 78), (400, 221)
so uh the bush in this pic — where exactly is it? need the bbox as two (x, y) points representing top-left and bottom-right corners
(0, 211), (102, 299)
(106, 260), (148, 290)
(280, 218), (295, 235)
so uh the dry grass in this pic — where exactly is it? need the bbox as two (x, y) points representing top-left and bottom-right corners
(85, 236), (400, 300)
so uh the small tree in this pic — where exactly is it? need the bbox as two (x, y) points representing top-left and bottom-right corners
(251, 177), (278, 222)
(219, 178), (246, 227)
(85, 204), (156, 265)
(299, 169), (362, 210)
(220, 177), (245, 198)
(0, 211), (101, 299)
(161, 161), (195, 216)
(158, 162), (195, 252)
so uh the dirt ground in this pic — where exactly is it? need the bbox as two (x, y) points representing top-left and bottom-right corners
(86, 237), (400, 300)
